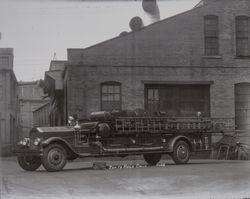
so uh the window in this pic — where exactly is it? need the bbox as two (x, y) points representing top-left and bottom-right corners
(204, 15), (219, 56)
(147, 89), (160, 115)
(146, 85), (210, 117)
(236, 16), (250, 57)
(101, 82), (121, 111)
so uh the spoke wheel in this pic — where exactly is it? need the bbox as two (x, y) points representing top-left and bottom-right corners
(172, 141), (190, 164)
(42, 143), (67, 172)
(17, 156), (41, 171)
(143, 153), (162, 166)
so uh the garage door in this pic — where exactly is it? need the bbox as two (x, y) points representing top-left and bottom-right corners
(235, 83), (250, 131)
(145, 85), (210, 117)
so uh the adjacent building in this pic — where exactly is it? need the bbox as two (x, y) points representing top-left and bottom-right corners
(0, 48), (20, 156)
(45, 0), (250, 144)
(40, 60), (66, 126)
(33, 101), (50, 127)
(18, 81), (48, 138)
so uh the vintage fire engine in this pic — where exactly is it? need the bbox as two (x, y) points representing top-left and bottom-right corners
(14, 110), (221, 172)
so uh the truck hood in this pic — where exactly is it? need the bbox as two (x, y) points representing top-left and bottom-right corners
(36, 126), (75, 133)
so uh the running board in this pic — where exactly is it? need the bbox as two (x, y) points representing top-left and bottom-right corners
(102, 146), (164, 153)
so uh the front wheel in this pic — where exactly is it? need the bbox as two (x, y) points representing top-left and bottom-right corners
(171, 141), (190, 164)
(17, 156), (41, 171)
(42, 143), (67, 172)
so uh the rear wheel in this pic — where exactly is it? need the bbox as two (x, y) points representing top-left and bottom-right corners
(172, 140), (190, 164)
(17, 155), (41, 171)
(143, 153), (161, 166)
(42, 143), (67, 172)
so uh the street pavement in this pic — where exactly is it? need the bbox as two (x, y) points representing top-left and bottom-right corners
(0, 156), (250, 199)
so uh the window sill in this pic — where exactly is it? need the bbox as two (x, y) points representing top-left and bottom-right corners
(235, 56), (250, 60)
(202, 55), (222, 59)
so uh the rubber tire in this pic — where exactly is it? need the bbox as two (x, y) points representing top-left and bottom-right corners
(42, 143), (67, 172)
(143, 153), (162, 166)
(17, 156), (41, 171)
(172, 141), (190, 164)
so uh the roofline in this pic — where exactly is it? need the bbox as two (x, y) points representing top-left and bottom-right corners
(50, 60), (67, 63)
(18, 80), (39, 85)
(46, 70), (64, 73)
(20, 99), (49, 103)
(67, 3), (206, 53)
(49, 60), (67, 71)
(193, 0), (204, 8)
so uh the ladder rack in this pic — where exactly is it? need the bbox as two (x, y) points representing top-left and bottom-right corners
(115, 117), (213, 134)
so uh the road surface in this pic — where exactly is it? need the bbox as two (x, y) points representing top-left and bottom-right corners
(1, 157), (250, 199)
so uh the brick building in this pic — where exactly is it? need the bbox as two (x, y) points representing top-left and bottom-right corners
(45, 0), (250, 142)
(18, 81), (48, 138)
(0, 48), (20, 156)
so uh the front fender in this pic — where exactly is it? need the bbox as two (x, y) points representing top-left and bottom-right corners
(41, 137), (78, 156)
(168, 136), (193, 152)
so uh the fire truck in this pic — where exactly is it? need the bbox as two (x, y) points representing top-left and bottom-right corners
(14, 110), (221, 172)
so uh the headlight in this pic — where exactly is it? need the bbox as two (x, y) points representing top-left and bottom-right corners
(34, 137), (41, 146)
(17, 138), (30, 146)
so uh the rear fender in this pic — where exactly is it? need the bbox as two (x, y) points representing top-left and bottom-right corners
(168, 136), (193, 152)
(41, 137), (78, 157)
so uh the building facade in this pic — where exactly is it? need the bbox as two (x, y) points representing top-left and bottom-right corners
(33, 101), (50, 127)
(0, 48), (20, 156)
(41, 60), (66, 126)
(46, 0), (250, 143)
(18, 81), (48, 138)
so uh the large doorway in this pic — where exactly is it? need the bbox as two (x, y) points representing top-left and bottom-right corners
(145, 84), (210, 117)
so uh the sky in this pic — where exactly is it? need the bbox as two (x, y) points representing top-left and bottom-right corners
(0, 0), (200, 81)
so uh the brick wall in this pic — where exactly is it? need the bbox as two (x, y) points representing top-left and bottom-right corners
(66, 65), (250, 125)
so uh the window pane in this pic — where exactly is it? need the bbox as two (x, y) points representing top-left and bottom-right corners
(204, 16), (218, 36)
(205, 30), (217, 37)
(154, 89), (159, 100)
(237, 38), (249, 56)
(148, 89), (154, 100)
(102, 94), (108, 101)
(113, 101), (120, 110)
(102, 86), (108, 93)
(107, 86), (112, 94)
(114, 86), (120, 93)
(148, 89), (159, 100)
(237, 31), (249, 38)
(107, 94), (112, 101)
(205, 37), (218, 55)
(236, 18), (249, 32)
(114, 94), (120, 101)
